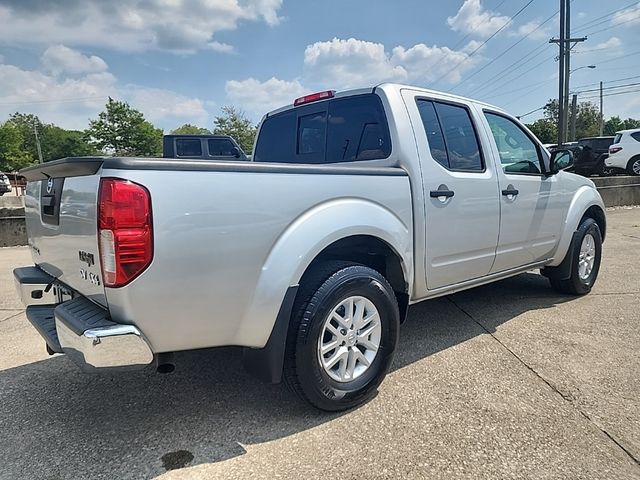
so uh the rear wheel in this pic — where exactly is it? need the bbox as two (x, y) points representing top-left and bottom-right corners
(626, 156), (640, 176)
(283, 262), (400, 411)
(549, 217), (602, 295)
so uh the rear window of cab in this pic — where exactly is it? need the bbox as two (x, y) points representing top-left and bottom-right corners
(253, 94), (392, 164)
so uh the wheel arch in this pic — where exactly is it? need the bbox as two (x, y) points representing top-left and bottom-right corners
(546, 185), (606, 270)
(241, 198), (412, 383)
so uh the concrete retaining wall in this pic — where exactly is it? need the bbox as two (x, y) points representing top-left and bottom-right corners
(591, 176), (640, 207)
(0, 196), (26, 248)
(1, 176), (639, 247)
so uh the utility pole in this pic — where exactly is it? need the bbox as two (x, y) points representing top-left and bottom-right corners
(570, 94), (578, 141)
(33, 122), (43, 164)
(599, 81), (604, 136)
(550, 0), (586, 145)
(552, 0), (566, 146)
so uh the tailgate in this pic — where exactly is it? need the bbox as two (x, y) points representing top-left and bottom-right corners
(22, 158), (106, 306)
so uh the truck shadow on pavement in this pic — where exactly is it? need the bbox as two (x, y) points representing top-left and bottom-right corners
(0, 272), (574, 479)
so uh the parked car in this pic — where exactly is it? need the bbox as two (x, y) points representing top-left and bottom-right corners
(0, 172), (12, 196)
(163, 134), (247, 160)
(14, 84), (606, 411)
(575, 136), (615, 176)
(605, 128), (640, 175)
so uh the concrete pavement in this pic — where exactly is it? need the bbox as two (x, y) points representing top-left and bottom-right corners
(0, 207), (638, 479)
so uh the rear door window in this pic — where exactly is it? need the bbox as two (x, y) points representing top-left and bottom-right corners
(208, 138), (236, 156)
(416, 99), (483, 171)
(631, 132), (640, 142)
(175, 138), (202, 157)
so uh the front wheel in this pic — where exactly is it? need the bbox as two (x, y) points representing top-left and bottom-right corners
(549, 217), (602, 295)
(283, 262), (400, 411)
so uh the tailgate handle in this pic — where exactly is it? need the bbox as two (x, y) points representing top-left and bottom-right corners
(41, 196), (55, 207)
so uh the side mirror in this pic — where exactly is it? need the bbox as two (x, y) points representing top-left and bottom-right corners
(231, 147), (241, 158)
(549, 149), (574, 175)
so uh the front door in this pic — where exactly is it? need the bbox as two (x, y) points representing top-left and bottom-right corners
(403, 92), (500, 290)
(481, 111), (565, 273)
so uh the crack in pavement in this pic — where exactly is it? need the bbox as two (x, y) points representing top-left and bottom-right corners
(446, 296), (640, 467)
(0, 311), (23, 323)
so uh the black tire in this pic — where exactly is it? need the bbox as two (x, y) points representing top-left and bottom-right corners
(283, 261), (400, 411)
(626, 156), (640, 176)
(549, 217), (602, 295)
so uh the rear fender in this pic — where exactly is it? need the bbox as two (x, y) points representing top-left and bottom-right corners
(237, 198), (412, 348)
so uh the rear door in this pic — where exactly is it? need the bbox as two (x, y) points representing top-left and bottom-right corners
(402, 91), (500, 290)
(480, 110), (565, 273)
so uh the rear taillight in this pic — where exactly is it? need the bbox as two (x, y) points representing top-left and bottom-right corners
(609, 146), (623, 154)
(98, 178), (153, 287)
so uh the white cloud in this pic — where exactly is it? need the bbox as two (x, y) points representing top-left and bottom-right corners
(302, 38), (477, 89)
(304, 38), (408, 89)
(227, 37), (481, 116)
(0, 0), (283, 54)
(391, 43), (478, 84)
(509, 20), (550, 41)
(594, 37), (623, 50)
(207, 41), (236, 54)
(447, 0), (510, 37)
(0, 47), (208, 130)
(42, 45), (108, 76)
(225, 77), (308, 115)
(613, 2), (640, 27)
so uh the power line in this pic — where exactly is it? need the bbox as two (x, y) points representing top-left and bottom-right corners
(580, 14), (640, 37)
(572, 74), (640, 90)
(432, 0), (537, 86)
(573, 81), (640, 95)
(466, 42), (552, 97)
(424, 0), (507, 78)
(579, 87), (640, 101)
(450, 8), (559, 93)
(476, 51), (555, 99)
(573, 1), (639, 32)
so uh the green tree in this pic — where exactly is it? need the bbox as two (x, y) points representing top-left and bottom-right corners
(5, 113), (42, 162)
(171, 124), (211, 135)
(0, 122), (33, 171)
(526, 118), (557, 144)
(43, 127), (99, 161)
(541, 99), (601, 140)
(213, 106), (256, 154)
(85, 97), (163, 156)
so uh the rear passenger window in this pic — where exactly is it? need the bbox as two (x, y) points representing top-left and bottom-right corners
(484, 112), (542, 174)
(416, 100), (483, 171)
(175, 138), (202, 157)
(208, 138), (236, 156)
(254, 94), (390, 164)
(631, 132), (640, 142)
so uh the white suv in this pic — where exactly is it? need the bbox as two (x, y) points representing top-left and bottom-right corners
(605, 128), (640, 175)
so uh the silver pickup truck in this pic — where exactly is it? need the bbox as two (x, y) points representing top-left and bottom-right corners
(14, 84), (605, 411)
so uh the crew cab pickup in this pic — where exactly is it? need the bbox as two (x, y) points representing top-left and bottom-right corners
(14, 84), (606, 411)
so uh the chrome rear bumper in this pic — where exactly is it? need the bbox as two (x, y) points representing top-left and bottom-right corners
(14, 266), (154, 371)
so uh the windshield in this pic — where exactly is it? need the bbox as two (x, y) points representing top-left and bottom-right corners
(613, 134), (622, 144)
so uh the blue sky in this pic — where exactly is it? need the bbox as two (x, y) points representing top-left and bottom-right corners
(0, 0), (638, 131)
